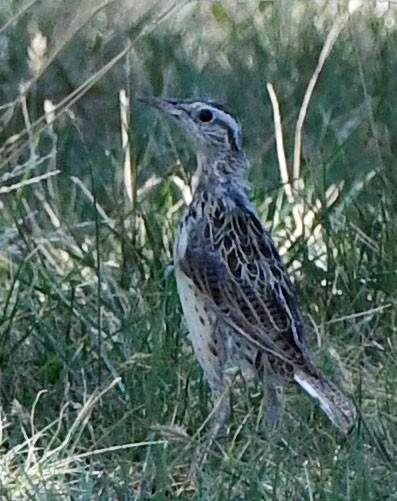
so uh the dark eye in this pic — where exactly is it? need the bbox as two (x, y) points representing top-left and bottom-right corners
(198, 108), (213, 122)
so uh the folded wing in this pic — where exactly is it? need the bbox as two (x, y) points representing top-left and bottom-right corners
(179, 196), (317, 375)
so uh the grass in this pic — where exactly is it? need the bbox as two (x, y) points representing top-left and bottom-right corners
(0, 0), (397, 499)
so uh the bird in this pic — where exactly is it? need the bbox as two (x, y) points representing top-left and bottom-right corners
(139, 96), (356, 436)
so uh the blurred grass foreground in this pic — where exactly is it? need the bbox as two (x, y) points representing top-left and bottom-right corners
(0, 0), (396, 499)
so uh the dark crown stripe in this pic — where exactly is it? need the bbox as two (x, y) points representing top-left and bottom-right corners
(177, 98), (237, 122)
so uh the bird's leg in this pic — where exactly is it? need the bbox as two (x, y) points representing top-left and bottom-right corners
(195, 377), (229, 468)
(210, 379), (230, 439)
(262, 372), (283, 430)
(202, 326), (229, 440)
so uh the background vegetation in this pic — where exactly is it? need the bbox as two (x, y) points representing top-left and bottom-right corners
(0, 0), (396, 498)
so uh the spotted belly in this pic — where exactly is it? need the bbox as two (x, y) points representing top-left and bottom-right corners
(175, 266), (225, 386)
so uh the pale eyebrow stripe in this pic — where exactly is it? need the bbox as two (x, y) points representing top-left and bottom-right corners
(190, 101), (242, 148)
(214, 108), (241, 148)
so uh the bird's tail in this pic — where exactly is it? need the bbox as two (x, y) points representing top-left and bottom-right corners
(294, 369), (356, 435)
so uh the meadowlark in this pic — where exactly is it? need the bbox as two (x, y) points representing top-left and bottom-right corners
(139, 96), (356, 436)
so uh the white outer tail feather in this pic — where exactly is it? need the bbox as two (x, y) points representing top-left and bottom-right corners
(294, 370), (356, 435)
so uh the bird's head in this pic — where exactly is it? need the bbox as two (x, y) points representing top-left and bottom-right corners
(139, 97), (243, 157)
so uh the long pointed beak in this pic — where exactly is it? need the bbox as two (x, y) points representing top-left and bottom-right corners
(137, 97), (184, 118)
